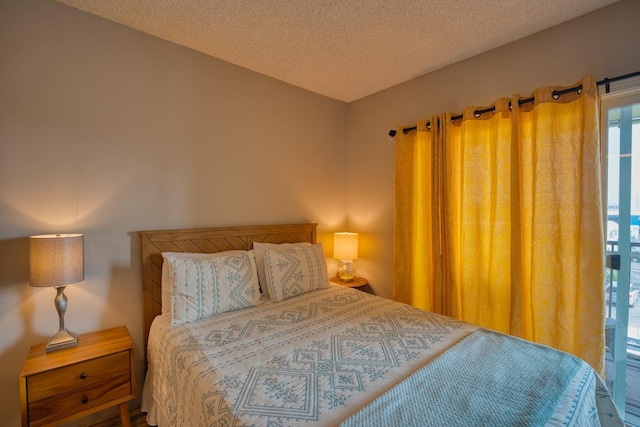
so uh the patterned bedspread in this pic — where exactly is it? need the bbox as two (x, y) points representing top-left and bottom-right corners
(342, 329), (619, 427)
(142, 285), (622, 426)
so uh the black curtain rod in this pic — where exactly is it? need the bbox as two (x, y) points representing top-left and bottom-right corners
(388, 70), (640, 137)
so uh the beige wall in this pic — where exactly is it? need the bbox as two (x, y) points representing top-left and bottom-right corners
(348, 0), (640, 299)
(0, 1), (347, 424)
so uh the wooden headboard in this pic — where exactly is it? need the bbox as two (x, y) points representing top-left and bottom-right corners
(139, 223), (317, 351)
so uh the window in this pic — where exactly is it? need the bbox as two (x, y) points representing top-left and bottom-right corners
(602, 78), (640, 424)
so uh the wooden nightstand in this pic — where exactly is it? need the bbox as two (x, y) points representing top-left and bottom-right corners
(330, 276), (369, 289)
(19, 326), (135, 427)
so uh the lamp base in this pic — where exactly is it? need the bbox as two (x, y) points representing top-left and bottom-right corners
(45, 286), (78, 352)
(46, 328), (78, 352)
(337, 260), (356, 282)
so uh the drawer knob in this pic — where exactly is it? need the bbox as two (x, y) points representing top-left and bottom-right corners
(81, 396), (89, 404)
(80, 373), (87, 379)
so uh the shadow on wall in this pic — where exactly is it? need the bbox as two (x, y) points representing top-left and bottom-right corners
(0, 236), (50, 426)
(109, 231), (145, 407)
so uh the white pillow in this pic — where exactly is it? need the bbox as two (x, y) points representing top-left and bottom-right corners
(161, 252), (215, 315)
(162, 250), (261, 326)
(252, 241), (311, 298)
(263, 243), (329, 302)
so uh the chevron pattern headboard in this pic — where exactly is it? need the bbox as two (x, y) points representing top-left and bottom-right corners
(139, 223), (317, 354)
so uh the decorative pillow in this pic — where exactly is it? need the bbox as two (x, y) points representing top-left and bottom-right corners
(263, 243), (329, 302)
(162, 250), (261, 326)
(252, 241), (311, 298)
(161, 252), (215, 315)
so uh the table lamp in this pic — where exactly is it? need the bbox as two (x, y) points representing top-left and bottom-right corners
(29, 234), (84, 352)
(333, 232), (358, 282)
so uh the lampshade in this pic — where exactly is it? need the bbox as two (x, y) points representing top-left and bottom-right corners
(30, 234), (84, 287)
(334, 232), (358, 260)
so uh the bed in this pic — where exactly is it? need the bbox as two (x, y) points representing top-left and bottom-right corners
(139, 223), (622, 426)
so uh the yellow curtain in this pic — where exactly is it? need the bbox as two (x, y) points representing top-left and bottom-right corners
(393, 120), (435, 311)
(393, 76), (605, 373)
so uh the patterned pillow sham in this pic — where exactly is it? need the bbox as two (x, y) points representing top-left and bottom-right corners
(162, 250), (261, 326)
(252, 241), (311, 298)
(263, 243), (329, 302)
(161, 252), (221, 315)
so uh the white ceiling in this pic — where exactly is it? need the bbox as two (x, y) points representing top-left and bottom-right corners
(57, 0), (619, 103)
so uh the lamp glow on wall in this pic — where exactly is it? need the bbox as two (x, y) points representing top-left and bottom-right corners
(29, 234), (84, 352)
(333, 232), (358, 282)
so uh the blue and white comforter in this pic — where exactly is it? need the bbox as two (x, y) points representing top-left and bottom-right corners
(142, 285), (622, 426)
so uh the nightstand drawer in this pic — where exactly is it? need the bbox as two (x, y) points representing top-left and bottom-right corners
(28, 374), (131, 427)
(27, 351), (130, 402)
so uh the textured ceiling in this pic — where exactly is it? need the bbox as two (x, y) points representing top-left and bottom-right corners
(57, 0), (619, 102)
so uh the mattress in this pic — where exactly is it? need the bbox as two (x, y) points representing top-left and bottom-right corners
(142, 285), (622, 426)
